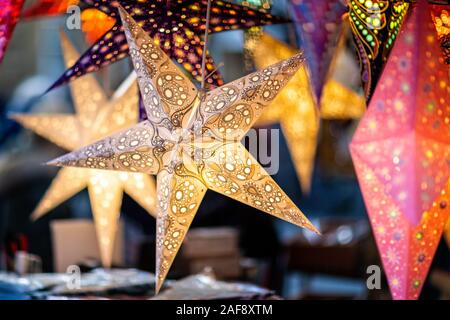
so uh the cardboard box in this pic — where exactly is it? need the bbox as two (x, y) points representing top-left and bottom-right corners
(183, 227), (239, 259)
(51, 219), (124, 272)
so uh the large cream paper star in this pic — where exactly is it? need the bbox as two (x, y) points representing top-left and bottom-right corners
(49, 8), (319, 293)
(12, 33), (156, 268)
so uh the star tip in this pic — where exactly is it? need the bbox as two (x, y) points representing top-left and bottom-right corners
(117, 5), (129, 19)
(154, 279), (163, 296)
(306, 223), (321, 235)
(44, 159), (60, 167)
(44, 82), (58, 95)
(30, 211), (41, 222)
(301, 186), (311, 196)
(7, 112), (20, 121)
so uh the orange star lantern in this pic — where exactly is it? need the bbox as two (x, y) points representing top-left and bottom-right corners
(81, 8), (115, 44)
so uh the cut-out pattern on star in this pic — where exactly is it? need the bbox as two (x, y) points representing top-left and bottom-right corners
(350, 0), (450, 300)
(48, 0), (289, 91)
(0, 0), (25, 64)
(49, 8), (318, 293)
(12, 33), (156, 268)
(290, 0), (347, 99)
(252, 30), (365, 193)
(349, 0), (409, 101)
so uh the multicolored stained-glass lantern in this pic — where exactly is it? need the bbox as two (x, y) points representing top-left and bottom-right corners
(48, 0), (289, 91)
(431, 3), (450, 64)
(349, 0), (410, 101)
(350, 0), (450, 300)
(435, 3), (450, 247)
(0, 0), (25, 64)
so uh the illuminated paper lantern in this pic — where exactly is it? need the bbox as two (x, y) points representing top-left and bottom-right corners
(0, 0), (25, 64)
(48, 0), (289, 91)
(350, 0), (450, 299)
(431, 4), (450, 65)
(49, 8), (319, 293)
(431, 3), (450, 250)
(252, 32), (365, 193)
(290, 0), (347, 99)
(81, 8), (115, 44)
(320, 80), (366, 120)
(252, 33), (319, 194)
(320, 17), (366, 120)
(349, 0), (410, 100)
(22, 1), (115, 45)
(22, 0), (79, 17)
(12, 34), (156, 268)
(237, 0), (272, 69)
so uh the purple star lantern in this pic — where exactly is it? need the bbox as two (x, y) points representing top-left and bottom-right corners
(289, 0), (347, 100)
(48, 0), (289, 93)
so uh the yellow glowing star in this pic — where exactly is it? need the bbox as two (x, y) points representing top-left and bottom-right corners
(320, 19), (367, 120)
(252, 30), (366, 193)
(317, 17), (366, 120)
(12, 33), (156, 268)
(48, 8), (319, 293)
(252, 33), (319, 194)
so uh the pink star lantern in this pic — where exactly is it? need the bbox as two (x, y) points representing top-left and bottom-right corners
(350, 0), (450, 300)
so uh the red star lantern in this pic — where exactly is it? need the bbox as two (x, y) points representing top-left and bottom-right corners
(350, 0), (450, 300)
